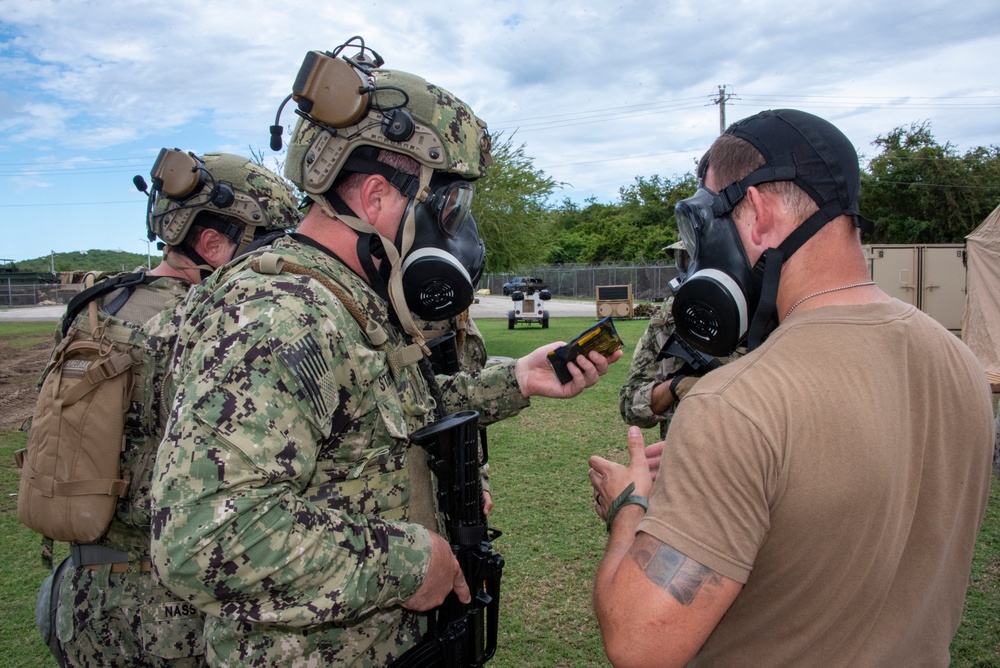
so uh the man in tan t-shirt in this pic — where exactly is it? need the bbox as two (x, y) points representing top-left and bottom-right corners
(587, 109), (994, 667)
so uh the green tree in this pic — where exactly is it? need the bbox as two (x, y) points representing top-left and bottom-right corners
(862, 122), (1000, 243)
(472, 132), (561, 272)
(547, 173), (697, 264)
(15, 250), (156, 273)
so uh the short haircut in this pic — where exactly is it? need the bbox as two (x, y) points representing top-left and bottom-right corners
(709, 135), (816, 221)
(334, 149), (420, 199)
(696, 149), (711, 182)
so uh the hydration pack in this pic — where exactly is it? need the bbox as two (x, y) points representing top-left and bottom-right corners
(15, 272), (163, 543)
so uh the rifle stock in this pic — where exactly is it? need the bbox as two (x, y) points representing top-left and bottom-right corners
(656, 332), (722, 377)
(394, 409), (504, 668)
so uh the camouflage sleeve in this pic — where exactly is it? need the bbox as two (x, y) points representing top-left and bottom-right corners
(436, 361), (531, 426)
(151, 289), (432, 628)
(619, 307), (680, 428)
(457, 316), (488, 371)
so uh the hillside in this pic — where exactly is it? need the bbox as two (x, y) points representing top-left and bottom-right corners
(9, 249), (159, 273)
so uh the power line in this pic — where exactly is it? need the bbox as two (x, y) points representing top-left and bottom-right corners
(542, 148), (702, 169)
(0, 200), (140, 208)
(490, 96), (709, 126)
(1, 90), (998, 199)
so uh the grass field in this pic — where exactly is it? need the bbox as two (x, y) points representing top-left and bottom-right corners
(0, 318), (997, 666)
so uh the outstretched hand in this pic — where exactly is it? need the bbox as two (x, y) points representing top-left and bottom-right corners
(514, 342), (623, 399)
(589, 426), (652, 523)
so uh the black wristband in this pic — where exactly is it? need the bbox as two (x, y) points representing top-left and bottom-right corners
(668, 374), (687, 402)
(605, 482), (649, 533)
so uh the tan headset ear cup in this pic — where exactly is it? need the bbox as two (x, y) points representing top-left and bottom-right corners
(151, 149), (203, 199)
(293, 52), (370, 127)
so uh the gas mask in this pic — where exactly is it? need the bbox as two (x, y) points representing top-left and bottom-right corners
(399, 176), (485, 321)
(671, 109), (876, 357)
(670, 186), (762, 357)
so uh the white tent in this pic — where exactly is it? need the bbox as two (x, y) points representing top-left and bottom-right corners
(963, 202), (1000, 388)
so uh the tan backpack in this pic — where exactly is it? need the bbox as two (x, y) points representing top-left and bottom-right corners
(15, 273), (152, 543)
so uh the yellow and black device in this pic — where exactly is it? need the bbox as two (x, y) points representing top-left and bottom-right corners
(547, 317), (624, 384)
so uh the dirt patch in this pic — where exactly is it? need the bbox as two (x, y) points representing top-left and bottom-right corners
(0, 339), (51, 431)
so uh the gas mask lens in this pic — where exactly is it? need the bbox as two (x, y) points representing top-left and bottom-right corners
(426, 180), (474, 237)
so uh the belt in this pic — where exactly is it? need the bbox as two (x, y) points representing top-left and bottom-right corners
(72, 543), (152, 573)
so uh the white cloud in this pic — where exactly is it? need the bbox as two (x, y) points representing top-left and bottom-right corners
(0, 0), (999, 259)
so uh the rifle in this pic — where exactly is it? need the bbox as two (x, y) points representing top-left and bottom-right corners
(393, 410), (504, 667)
(656, 332), (722, 377)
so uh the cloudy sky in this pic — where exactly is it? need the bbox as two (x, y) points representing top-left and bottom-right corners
(2, 0), (999, 262)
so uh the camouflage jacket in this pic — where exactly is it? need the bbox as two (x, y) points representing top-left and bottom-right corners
(151, 236), (529, 667)
(52, 272), (190, 554)
(620, 301), (741, 440)
(619, 303), (684, 440)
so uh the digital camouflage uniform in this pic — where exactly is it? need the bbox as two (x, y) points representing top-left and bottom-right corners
(414, 311), (491, 493)
(52, 273), (207, 667)
(620, 299), (740, 440)
(151, 236), (530, 667)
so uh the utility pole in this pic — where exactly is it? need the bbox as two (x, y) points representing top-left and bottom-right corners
(713, 85), (735, 135)
(50, 250), (55, 274)
(140, 238), (151, 269)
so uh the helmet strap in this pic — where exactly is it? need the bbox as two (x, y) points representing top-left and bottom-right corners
(316, 186), (432, 355)
(163, 245), (214, 281)
(747, 248), (783, 350)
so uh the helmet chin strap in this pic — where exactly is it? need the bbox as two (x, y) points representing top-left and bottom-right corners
(163, 245), (214, 281)
(310, 164), (434, 354)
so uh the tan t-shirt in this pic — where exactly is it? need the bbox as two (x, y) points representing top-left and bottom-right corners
(638, 300), (993, 666)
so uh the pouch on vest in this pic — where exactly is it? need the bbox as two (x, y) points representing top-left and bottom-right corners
(16, 329), (134, 543)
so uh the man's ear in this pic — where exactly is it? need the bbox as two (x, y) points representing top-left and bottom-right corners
(744, 186), (776, 247)
(357, 174), (400, 235)
(358, 174), (390, 215)
(194, 228), (238, 268)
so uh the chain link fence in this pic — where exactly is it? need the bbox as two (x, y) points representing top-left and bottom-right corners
(482, 263), (681, 302)
(1, 282), (82, 308)
(6, 264), (681, 308)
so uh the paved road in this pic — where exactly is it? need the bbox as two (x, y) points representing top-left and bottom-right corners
(469, 295), (595, 319)
(1, 296), (596, 322)
(0, 305), (64, 322)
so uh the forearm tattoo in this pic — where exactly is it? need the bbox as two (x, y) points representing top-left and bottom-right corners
(630, 533), (722, 605)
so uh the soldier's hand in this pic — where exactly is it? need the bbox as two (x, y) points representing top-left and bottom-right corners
(515, 343), (623, 399)
(402, 532), (471, 611)
(645, 439), (665, 481)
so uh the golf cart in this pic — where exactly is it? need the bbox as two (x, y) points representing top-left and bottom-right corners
(508, 286), (552, 329)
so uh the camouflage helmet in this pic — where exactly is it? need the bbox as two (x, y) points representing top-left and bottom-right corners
(147, 150), (300, 248)
(284, 50), (492, 198)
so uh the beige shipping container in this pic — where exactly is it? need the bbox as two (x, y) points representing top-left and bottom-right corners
(864, 244), (967, 331)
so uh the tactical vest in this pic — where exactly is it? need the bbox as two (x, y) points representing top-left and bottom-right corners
(250, 252), (446, 534)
